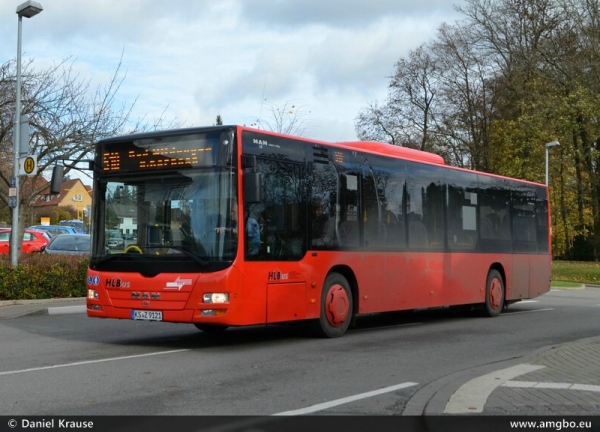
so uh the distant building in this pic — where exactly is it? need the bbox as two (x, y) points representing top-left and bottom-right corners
(31, 178), (92, 225)
(109, 203), (137, 238)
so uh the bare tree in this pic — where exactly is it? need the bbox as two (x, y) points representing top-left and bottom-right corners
(254, 99), (310, 136)
(0, 53), (180, 257)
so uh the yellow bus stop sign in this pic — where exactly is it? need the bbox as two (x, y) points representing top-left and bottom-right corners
(20, 155), (37, 176)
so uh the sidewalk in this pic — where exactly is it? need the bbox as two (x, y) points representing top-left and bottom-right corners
(0, 297), (86, 319)
(481, 336), (600, 415)
(404, 335), (600, 416)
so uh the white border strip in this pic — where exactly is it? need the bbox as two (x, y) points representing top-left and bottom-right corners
(504, 381), (600, 392)
(444, 364), (546, 413)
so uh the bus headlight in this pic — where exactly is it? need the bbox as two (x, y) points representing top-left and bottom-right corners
(87, 289), (99, 299)
(202, 293), (229, 304)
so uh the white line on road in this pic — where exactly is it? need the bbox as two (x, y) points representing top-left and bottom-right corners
(0, 349), (190, 376)
(502, 308), (554, 315)
(444, 364), (546, 414)
(273, 382), (418, 415)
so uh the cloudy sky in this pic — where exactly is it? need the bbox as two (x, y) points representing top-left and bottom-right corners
(1, 0), (465, 144)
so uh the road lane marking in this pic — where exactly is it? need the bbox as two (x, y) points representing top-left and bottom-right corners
(502, 308), (554, 315)
(504, 381), (600, 392)
(444, 364), (546, 414)
(274, 382), (418, 415)
(0, 349), (190, 376)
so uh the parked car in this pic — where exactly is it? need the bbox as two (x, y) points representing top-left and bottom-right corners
(44, 234), (91, 256)
(28, 225), (77, 239)
(0, 228), (50, 254)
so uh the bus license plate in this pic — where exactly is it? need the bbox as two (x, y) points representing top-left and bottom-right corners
(131, 310), (163, 321)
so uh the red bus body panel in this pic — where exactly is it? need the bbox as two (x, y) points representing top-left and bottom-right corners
(88, 250), (551, 324)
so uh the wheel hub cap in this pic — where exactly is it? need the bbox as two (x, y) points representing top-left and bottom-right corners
(326, 284), (349, 327)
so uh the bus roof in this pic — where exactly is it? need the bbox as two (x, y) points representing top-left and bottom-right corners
(336, 141), (445, 165)
(95, 125), (545, 188)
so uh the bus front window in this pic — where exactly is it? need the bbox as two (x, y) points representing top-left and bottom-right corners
(93, 169), (238, 264)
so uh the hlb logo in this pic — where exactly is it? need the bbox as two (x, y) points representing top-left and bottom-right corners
(268, 269), (288, 281)
(105, 278), (130, 288)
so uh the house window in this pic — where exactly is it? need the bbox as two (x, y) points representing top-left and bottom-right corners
(73, 194), (83, 202)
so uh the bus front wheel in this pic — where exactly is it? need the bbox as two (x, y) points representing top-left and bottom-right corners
(194, 324), (229, 333)
(312, 272), (353, 338)
(483, 269), (504, 317)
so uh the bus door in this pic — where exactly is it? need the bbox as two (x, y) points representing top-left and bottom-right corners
(511, 189), (537, 299)
(244, 156), (309, 323)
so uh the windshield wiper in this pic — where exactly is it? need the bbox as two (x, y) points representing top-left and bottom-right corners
(139, 246), (210, 266)
(93, 253), (137, 265)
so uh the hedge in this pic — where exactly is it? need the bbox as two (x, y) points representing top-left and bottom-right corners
(0, 254), (88, 300)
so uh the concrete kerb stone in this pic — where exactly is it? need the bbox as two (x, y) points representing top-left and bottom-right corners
(0, 297), (86, 319)
(0, 298), (84, 307)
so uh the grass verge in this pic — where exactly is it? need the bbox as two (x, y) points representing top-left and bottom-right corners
(552, 260), (600, 285)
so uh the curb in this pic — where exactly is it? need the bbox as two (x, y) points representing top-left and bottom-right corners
(0, 297), (86, 307)
(47, 305), (87, 315)
(0, 298), (86, 319)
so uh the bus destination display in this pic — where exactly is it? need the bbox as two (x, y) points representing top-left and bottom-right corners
(101, 136), (216, 173)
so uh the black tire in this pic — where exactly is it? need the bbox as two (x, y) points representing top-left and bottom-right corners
(311, 272), (353, 338)
(194, 324), (229, 333)
(482, 269), (504, 317)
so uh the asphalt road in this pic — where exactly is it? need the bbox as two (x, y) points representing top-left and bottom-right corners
(0, 288), (598, 416)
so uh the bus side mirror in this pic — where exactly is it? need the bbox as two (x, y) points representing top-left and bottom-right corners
(50, 165), (63, 194)
(244, 172), (263, 204)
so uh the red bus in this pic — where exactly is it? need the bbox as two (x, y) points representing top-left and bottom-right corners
(85, 126), (551, 337)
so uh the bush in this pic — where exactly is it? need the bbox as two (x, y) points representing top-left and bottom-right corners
(0, 254), (88, 300)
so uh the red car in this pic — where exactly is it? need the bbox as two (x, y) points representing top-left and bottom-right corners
(0, 228), (50, 254)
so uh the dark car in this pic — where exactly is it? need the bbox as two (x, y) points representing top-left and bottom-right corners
(44, 234), (91, 256)
(106, 230), (125, 249)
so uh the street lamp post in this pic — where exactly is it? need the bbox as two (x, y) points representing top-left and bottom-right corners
(10, 1), (43, 267)
(545, 141), (560, 187)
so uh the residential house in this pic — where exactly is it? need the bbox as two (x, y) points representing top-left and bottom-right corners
(32, 178), (92, 225)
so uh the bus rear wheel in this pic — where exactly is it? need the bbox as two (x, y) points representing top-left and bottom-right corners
(483, 269), (504, 317)
(312, 272), (353, 338)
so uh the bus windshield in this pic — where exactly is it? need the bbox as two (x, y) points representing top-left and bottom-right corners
(91, 168), (238, 272)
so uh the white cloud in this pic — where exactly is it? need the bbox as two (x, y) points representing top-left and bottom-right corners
(0, 0), (465, 143)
